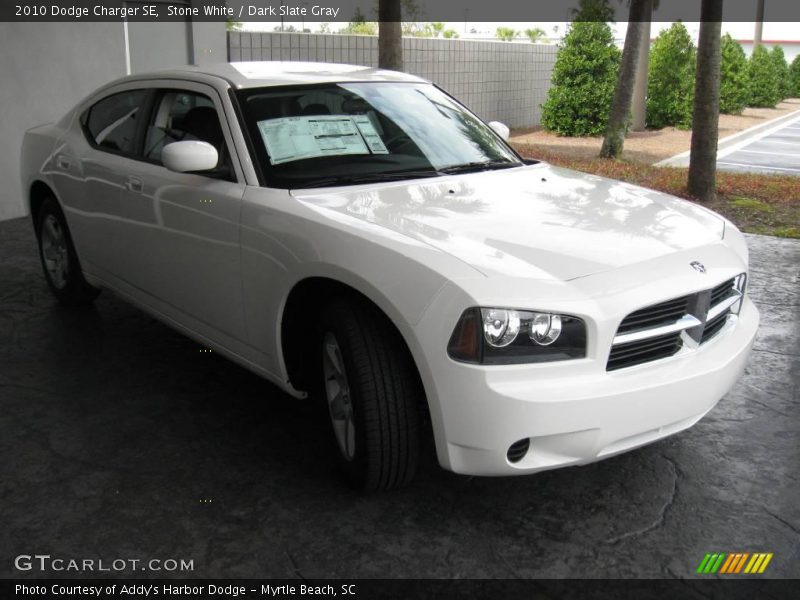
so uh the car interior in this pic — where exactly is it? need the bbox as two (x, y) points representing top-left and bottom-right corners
(143, 92), (231, 176)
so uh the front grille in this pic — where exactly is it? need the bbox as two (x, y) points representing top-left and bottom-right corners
(616, 295), (690, 334)
(607, 332), (683, 371)
(701, 310), (729, 343)
(607, 276), (743, 371)
(710, 279), (735, 305)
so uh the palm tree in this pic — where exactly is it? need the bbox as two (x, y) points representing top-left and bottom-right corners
(600, 0), (652, 158)
(570, 0), (615, 22)
(429, 22), (445, 38)
(495, 27), (518, 42)
(524, 28), (546, 43)
(754, 0), (765, 48)
(378, 0), (403, 71)
(688, 0), (724, 202)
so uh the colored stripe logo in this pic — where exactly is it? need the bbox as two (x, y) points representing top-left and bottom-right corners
(696, 552), (773, 574)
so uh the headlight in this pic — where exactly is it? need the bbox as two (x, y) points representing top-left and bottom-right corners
(482, 308), (521, 347)
(448, 307), (587, 364)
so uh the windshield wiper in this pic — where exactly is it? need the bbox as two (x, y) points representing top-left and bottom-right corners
(291, 169), (441, 190)
(291, 160), (520, 189)
(438, 160), (520, 174)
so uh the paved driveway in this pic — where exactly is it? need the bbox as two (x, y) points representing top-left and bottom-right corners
(0, 217), (798, 579)
(718, 114), (800, 175)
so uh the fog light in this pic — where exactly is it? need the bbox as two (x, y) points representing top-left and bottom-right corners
(507, 438), (530, 463)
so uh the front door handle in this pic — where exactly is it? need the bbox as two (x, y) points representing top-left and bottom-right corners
(126, 176), (143, 194)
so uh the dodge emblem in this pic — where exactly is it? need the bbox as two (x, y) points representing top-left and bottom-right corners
(690, 261), (706, 274)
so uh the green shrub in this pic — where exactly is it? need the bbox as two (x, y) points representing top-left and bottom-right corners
(790, 55), (800, 97)
(571, 0), (616, 23)
(748, 45), (781, 107)
(524, 27), (546, 43)
(541, 21), (620, 136)
(770, 46), (790, 99)
(719, 34), (749, 114)
(647, 22), (696, 129)
(495, 27), (517, 42)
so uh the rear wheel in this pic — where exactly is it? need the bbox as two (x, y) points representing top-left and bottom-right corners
(319, 299), (421, 491)
(36, 197), (99, 306)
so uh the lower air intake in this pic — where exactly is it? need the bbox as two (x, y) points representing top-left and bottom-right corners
(507, 438), (530, 463)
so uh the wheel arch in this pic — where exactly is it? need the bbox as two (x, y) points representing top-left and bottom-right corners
(280, 277), (431, 416)
(29, 180), (59, 235)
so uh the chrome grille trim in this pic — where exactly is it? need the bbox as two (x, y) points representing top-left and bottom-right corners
(607, 332), (683, 372)
(706, 289), (743, 321)
(613, 313), (702, 346)
(607, 275), (744, 371)
(615, 296), (690, 334)
(701, 310), (730, 343)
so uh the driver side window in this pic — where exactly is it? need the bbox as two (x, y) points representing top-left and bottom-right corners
(143, 90), (233, 180)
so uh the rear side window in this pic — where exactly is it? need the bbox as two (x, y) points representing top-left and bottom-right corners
(84, 90), (147, 154)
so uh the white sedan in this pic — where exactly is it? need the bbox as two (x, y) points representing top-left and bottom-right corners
(20, 62), (758, 490)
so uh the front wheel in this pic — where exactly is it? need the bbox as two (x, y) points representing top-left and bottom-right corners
(36, 197), (99, 306)
(319, 299), (421, 491)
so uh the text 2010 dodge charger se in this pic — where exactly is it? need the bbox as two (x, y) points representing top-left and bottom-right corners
(21, 62), (758, 490)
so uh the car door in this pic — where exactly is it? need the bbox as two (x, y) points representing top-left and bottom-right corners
(55, 87), (149, 276)
(111, 82), (248, 343)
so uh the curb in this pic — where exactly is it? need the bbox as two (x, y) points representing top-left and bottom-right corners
(655, 107), (800, 167)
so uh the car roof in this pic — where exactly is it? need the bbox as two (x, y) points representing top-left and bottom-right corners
(128, 61), (429, 89)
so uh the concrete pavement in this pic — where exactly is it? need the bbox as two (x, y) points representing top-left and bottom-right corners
(717, 114), (800, 175)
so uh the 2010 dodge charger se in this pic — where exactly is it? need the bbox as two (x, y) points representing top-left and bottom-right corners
(20, 62), (758, 490)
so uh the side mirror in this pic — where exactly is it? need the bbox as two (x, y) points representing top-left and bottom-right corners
(162, 141), (219, 173)
(488, 121), (510, 141)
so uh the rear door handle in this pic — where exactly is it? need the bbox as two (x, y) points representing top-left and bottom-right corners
(56, 155), (71, 170)
(126, 176), (143, 193)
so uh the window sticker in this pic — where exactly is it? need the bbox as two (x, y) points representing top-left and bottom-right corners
(257, 115), (387, 165)
(352, 115), (389, 155)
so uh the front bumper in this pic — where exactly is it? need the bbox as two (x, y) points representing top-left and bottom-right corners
(414, 296), (758, 476)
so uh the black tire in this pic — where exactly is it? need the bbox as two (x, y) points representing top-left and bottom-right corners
(36, 197), (100, 306)
(318, 298), (421, 491)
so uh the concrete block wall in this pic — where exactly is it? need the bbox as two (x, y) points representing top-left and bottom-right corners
(1, 20), (226, 222)
(228, 32), (557, 129)
(0, 22), (128, 222)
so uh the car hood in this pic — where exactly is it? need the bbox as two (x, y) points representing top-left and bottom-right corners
(290, 163), (725, 281)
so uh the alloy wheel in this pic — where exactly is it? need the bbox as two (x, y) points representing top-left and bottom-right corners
(322, 332), (356, 461)
(41, 214), (69, 289)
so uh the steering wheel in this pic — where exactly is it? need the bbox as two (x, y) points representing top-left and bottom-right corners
(383, 134), (415, 154)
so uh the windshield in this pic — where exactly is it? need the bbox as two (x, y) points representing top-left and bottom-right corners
(237, 82), (522, 188)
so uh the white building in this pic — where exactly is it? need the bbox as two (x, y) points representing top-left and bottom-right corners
(737, 39), (800, 62)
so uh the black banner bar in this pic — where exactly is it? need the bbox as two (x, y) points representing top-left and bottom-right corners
(4, 579), (800, 600)
(2, 0), (800, 23)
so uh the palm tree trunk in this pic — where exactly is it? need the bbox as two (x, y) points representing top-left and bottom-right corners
(378, 0), (403, 71)
(600, 0), (650, 158)
(754, 0), (765, 48)
(631, 1), (653, 131)
(688, 0), (723, 202)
